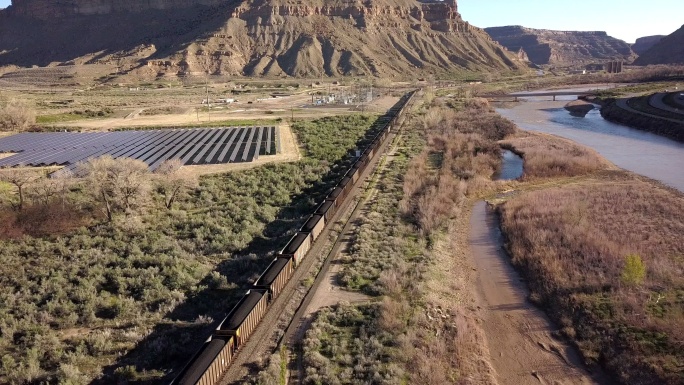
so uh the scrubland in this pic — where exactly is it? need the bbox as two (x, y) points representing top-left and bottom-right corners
(0, 114), (376, 384)
(500, 180), (684, 384)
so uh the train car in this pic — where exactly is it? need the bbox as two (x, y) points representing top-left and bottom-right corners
(315, 200), (337, 222)
(215, 290), (268, 349)
(169, 336), (234, 385)
(353, 159), (367, 176)
(358, 153), (369, 166)
(364, 146), (375, 160)
(300, 214), (325, 241)
(348, 166), (360, 184)
(326, 186), (344, 202)
(254, 257), (295, 300)
(338, 176), (353, 198)
(279, 232), (312, 266)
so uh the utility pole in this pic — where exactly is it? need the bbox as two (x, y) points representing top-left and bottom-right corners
(206, 73), (211, 123)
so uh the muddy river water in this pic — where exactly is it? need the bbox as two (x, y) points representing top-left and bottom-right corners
(496, 96), (684, 192)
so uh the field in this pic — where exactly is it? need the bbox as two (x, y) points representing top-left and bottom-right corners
(0, 76), (402, 132)
(499, 130), (614, 179)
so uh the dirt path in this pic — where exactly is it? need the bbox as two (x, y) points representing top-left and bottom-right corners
(56, 95), (400, 130)
(468, 201), (603, 385)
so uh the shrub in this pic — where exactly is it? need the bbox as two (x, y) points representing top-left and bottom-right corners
(621, 254), (646, 286)
(0, 99), (36, 131)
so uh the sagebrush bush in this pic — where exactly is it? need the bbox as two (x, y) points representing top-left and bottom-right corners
(0, 99), (36, 131)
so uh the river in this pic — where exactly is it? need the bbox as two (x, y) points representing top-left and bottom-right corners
(496, 96), (684, 192)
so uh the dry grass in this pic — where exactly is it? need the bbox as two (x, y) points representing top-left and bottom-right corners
(401, 99), (515, 237)
(500, 131), (613, 179)
(499, 179), (684, 384)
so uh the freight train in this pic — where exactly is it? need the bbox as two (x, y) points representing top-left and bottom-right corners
(169, 90), (416, 385)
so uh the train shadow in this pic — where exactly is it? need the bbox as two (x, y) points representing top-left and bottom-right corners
(92, 117), (390, 384)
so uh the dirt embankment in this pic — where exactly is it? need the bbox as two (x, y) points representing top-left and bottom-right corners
(600, 100), (684, 143)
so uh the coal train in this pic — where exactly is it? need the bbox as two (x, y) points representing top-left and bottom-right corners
(169, 91), (416, 385)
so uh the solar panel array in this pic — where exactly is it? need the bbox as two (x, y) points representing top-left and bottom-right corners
(0, 127), (278, 171)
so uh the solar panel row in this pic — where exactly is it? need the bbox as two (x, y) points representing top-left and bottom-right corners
(0, 127), (277, 171)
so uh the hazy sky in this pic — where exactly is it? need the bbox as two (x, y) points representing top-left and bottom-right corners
(0, 0), (681, 43)
(459, 0), (684, 43)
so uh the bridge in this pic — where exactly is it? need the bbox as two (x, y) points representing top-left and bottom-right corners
(483, 91), (597, 101)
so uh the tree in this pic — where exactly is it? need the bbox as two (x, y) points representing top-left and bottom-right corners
(621, 254), (647, 286)
(25, 170), (74, 210)
(0, 166), (41, 210)
(0, 99), (36, 131)
(78, 156), (151, 221)
(154, 159), (198, 209)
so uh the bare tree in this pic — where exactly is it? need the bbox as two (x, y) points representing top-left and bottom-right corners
(0, 166), (42, 210)
(26, 170), (73, 208)
(0, 99), (36, 131)
(154, 159), (198, 209)
(78, 156), (151, 221)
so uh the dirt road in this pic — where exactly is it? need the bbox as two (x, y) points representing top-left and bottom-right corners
(469, 201), (604, 385)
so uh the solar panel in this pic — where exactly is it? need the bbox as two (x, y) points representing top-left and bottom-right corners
(0, 126), (279, 170)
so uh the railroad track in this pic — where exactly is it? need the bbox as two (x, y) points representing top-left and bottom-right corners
(284, 129), (403, 385)
(171, 91), (419, 385)
(220, 95), (414, 385)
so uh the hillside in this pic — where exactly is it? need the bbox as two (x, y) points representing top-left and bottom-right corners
(631, 35), (664, 55)
(484, 25), (635, 67)
(0, 0), (526, 79)
(634, 25), (684, 65)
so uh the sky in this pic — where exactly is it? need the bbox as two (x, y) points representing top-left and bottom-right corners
(459, 0), (684, 43)
(0, 0), (682, 43)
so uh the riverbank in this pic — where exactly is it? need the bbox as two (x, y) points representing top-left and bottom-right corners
(495, 171), (684, 384)
(600, 98), (684, 143)
(496, 98), (684, 192)
(483, 100), (684, 383)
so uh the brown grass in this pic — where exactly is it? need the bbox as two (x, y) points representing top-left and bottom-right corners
(401, 99), (515, 237)
(499, 178), (684, 384)
(500, 131), (613, 179)
(0, 203), (93, 239)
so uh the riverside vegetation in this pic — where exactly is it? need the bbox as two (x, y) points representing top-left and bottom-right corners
(499, 180), (684, 384)
(0, 114), (377, 383)
(288, 95), (520, 385)
(294, 92), (683, 385)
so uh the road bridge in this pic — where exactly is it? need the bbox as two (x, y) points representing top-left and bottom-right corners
(483, 91), (596, 101)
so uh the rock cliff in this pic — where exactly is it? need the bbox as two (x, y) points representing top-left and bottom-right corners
(0, 0), (525, 78)
(484, 25), (635, 67)
(631, 35), (664, 56)
(633, 25), (684, 65)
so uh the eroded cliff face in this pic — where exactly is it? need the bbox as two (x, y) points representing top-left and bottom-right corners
(485, 25), (636, 67)
(7, 0), (230, 18)
(0, 0), (526, 78)
(631, 35), (664, 56)
(633, 25), (684, 65)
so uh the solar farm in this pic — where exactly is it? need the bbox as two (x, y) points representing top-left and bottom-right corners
(0, 126), (279, 171)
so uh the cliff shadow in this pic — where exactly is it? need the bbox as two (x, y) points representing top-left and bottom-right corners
(0, 1), (242, 69)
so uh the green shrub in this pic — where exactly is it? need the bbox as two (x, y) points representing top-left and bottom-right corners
(621, 254), (646, 286)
